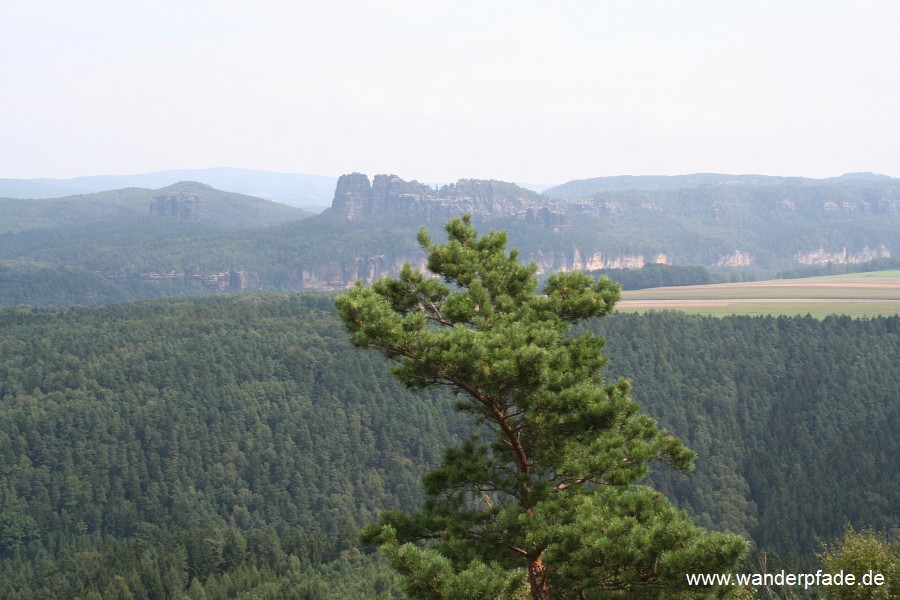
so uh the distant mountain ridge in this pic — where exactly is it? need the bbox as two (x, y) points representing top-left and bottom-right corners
(325, 172), (899, 277)
(0, 172), (898, 305)
(0, 181), (310, 234)
(543, 171), (895, 201)
(0, 167), (338, 210)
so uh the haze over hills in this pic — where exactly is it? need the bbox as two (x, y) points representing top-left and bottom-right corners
(0, 171), (898, 306)
(4, 167), (889, 211)
(0, 181), (311, 234)
(325, 172), (899, 274)
(543, 171), (895, 200)
(0, 168), (557, 208)
(0, 167), (339, 211)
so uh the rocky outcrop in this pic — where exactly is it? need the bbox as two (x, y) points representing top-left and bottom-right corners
(101, 269), (260, 292)
(332, 173), (567, 228)
(796, 245), (891, 265)
(716, 251), (753, 267)
(286, 254), (427, 290)
(196, 270), (260, 292)
(150, 191), (202, 220)
(530, 251), (668, 274)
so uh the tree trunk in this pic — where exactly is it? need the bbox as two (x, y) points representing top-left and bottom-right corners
(528, 554), (551, 600)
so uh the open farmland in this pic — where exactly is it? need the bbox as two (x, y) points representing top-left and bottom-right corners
(616, 271), (900, 317)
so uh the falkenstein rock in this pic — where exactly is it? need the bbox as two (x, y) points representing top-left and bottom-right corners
(332, 173), (567, 229)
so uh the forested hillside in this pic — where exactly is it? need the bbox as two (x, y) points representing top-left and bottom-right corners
(0, 294), (896, 598)
(0, 207), (420, 307)
(0, 182), (309, 234)
(2, 174), (899, 308)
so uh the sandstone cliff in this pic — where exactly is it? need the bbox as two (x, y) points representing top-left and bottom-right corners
(110, 174), (899, 294)
(331, 173), (567, 229)
(796, 244), (891, 265)
(150, 190), (202, 220)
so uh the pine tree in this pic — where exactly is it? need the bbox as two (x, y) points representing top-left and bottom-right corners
(335, 216), (746, 599)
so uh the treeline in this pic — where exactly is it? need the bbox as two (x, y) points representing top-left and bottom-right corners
(584, 262), (756, 290)
(0, 295), (896, 597)
(777, 256), (900, 279)
(585, 263), (711, 289)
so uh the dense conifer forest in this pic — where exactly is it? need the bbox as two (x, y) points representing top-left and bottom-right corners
(0, 293), (896, 597)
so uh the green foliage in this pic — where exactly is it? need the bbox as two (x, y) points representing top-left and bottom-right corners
(371, 526), (528, 600)
(776, 257), (900, 279)
(818, 526), (899, 600)
(336, 216), (746, 599)
(592, 313), (900, 558)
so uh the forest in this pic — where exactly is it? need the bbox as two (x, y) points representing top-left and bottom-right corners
(2, 175), (900, 308)
(0, 293), (896, 598)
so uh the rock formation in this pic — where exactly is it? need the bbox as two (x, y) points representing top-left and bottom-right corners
(331, 173), (567, 228)
(150, 191), (202, 220)
(796, 245), (891, 265)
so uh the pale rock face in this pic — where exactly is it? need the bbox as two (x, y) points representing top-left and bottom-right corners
(571, 248), (583, 271)
(150, 191), (202, 220)
(716, 251), (753, 267)
(330, 173), (566, 227)
(530, 250), (664, 274)
(796, 245), (891, 265)
(583, 252), (607, 271)
(296, 254), (428, 290)
(605, 255), (646, 270)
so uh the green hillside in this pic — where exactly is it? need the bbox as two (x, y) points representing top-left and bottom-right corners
(0, 175), (898, 308)
(0, 181), (310, 234)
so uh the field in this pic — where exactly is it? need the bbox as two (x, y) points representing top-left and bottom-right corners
(616, 271), (900, 317)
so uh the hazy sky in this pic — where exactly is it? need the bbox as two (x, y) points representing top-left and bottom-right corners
(3, 1), (899, 184)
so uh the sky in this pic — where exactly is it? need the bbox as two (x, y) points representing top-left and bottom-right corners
(2, 1), (899, 184)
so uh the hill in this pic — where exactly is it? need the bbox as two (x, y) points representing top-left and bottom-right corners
(0, 182), (318, 305)
(325, 172), (900, 276)
(1, 172), (899, 307)
(542, 171), (895, 201)
(0, 168), (338, 210)
(0, 181), (311, 233)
